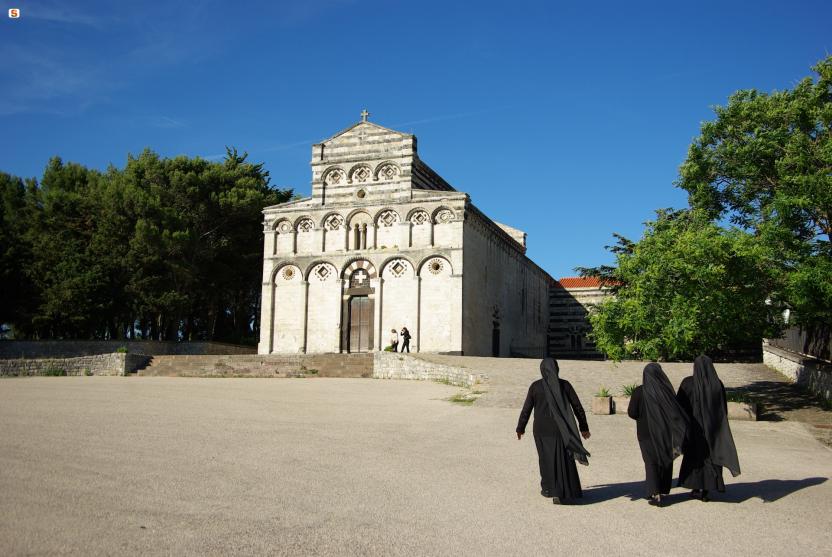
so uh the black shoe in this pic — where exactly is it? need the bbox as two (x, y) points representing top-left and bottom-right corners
(540, 489), (551, 497)
(649, 495), (663, 507)
(701, 490), (710, 502)
(552, 497), (562, 505)
(690, 489), (702, 499)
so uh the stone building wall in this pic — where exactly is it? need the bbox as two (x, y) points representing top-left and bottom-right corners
(461, 206), (551, 357)
(0, 353), (150, 376)
(547, 280), (609, 359)
(0, 340), (255, 359)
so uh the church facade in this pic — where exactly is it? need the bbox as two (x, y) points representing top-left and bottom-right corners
(258, 115), (553, 357)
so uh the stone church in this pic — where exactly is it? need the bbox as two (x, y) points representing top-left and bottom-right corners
(258, 113), (553, 356)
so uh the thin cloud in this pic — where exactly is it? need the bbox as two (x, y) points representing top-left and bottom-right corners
(392, 106), (516, 128)
(149, 116), (187, 129)
(25, 3), (117, 28)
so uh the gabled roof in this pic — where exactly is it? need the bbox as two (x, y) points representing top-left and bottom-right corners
(316, 120), (412, 145)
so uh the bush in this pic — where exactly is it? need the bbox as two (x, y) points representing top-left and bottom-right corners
(115, 346), (128, 354)
(595, 386), (611, 397)
(621, 383), (638, 397)
(383, 345), (395, 352)
(84, 368), (93, 376)
(43, 367), (67, 376)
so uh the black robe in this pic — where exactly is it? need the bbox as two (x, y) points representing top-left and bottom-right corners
(677, 355), (741, 491)
(628, 386), (673, 496)
(517, 378), (589, 499)
(627, 364), (688, 497)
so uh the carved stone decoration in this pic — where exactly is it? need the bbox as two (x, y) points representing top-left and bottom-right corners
(377, 210), (400, 227)
(277, 221), (293, 233)
(434, 209), (454, 224)
(409, 210), (429, 225)
(351, 166), (371, 183)
(426, 258), (445, 275)
(324, 214), (344, 231)
(324, 168), (346, 185)
(377, 163), (399, 181)
(387, 259), (409, 278)
(281, 266), (299, 281)
(296, 218), (314, 233)
(310, 263), (337, 282)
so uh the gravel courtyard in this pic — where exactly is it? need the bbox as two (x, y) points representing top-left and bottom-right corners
(1, 361), (830, 556)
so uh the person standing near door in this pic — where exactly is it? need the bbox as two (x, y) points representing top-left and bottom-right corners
(400, 327), (411, 353)
(389, 329), (399, 352)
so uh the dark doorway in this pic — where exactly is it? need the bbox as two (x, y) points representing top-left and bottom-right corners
(349, 296), (372, 353)
(492, 322), (500, 357)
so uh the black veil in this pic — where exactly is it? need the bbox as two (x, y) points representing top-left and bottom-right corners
(642, 363), (689, 467)
(540, 358), (590, 466)
(692, 355), (741, 477)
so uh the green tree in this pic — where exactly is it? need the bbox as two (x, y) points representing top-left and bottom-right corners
(0, 172), (36, 336)
(584, 210), (781, 361)
(677, 56), (832, 327)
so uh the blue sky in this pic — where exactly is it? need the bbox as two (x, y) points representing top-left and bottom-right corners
(1, 0), (829, 279)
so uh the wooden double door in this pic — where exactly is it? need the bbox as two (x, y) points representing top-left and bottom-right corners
(348, 296), (372, 353)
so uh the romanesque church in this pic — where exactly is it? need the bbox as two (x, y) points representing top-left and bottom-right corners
(258, 114), (552, 356)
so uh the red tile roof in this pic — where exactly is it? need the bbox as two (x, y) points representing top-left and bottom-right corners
(556, 276), (608, 288)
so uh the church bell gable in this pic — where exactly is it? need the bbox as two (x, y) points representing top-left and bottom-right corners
(310, 117), (417, 206)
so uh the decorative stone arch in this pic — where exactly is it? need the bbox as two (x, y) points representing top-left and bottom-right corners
(373, 161), (401, 182)
(341, 258), (378, 280)
(320, 212), (345, 230)
(273, 218), (293, 233)
(348, 163), (372, 184)
(379, 255), (416, 279)
(345, 208), (373, 226)
(417, 255), (453, 277)
(406, 207), (430, 225)
(270, 261), (303, 284)
(305, 260), (339, 282)
(294, 215), (315, 232)
(374, 207), (401, 227)
(431, 206), (455, 225)
(322, 166), (347, 186)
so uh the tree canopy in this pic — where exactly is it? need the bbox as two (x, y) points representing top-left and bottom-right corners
(583, 210), (781, 361)
(581, 56), (831, 359)
(0, 148), (292, 342)
(677, 56), (832, 327)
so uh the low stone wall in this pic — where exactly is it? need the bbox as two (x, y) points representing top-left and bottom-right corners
(373, 352), (485, 387)
(763, 343), (831, 401)
(0, 353), (150, 377)
(0, 340), (256, 359)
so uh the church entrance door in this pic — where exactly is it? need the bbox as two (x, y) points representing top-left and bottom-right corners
(348, 296), (372, 353)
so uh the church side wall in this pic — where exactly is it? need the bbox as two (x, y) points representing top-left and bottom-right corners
(462, 213), (551, 357)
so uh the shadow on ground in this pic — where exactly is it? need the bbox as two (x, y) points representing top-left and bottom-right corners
(583, 477), (828, 505)
(731, 381), (832, 422)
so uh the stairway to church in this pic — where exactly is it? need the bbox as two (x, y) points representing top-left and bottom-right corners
(136, 353), (374, 378)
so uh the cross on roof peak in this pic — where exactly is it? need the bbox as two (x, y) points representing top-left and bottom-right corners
(360, 109), (370, 122)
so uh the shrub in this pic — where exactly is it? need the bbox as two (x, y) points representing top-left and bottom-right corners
(595, 386), (611, 397)
(621, 383), (638, 397)
(43, 367), (67, 376)
(383, 345), (395, 352)
(84, 368), (93, 376)
(115, 346), (128, 354)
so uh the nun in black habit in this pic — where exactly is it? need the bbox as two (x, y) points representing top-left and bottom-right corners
(677, 355), (741, 501)
(516, 358), (590, 504)
(627, 363), (689, 506)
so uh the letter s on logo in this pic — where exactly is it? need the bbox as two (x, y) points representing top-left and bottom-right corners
(9, 9), (21, 18)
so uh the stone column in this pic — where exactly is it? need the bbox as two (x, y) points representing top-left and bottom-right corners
(398, 222), (412, 248)
(258, 282), (273, 354)
(429, 222), (435, 247)
(413, 276), (421, 352)
(341, 225), (349, 251)
(370, 278), (382, 351)
(263, 228), (276, 257)
(368, 224), (377, 249)
(314, 228), (324, 253)
(301, 281), (309, 353)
